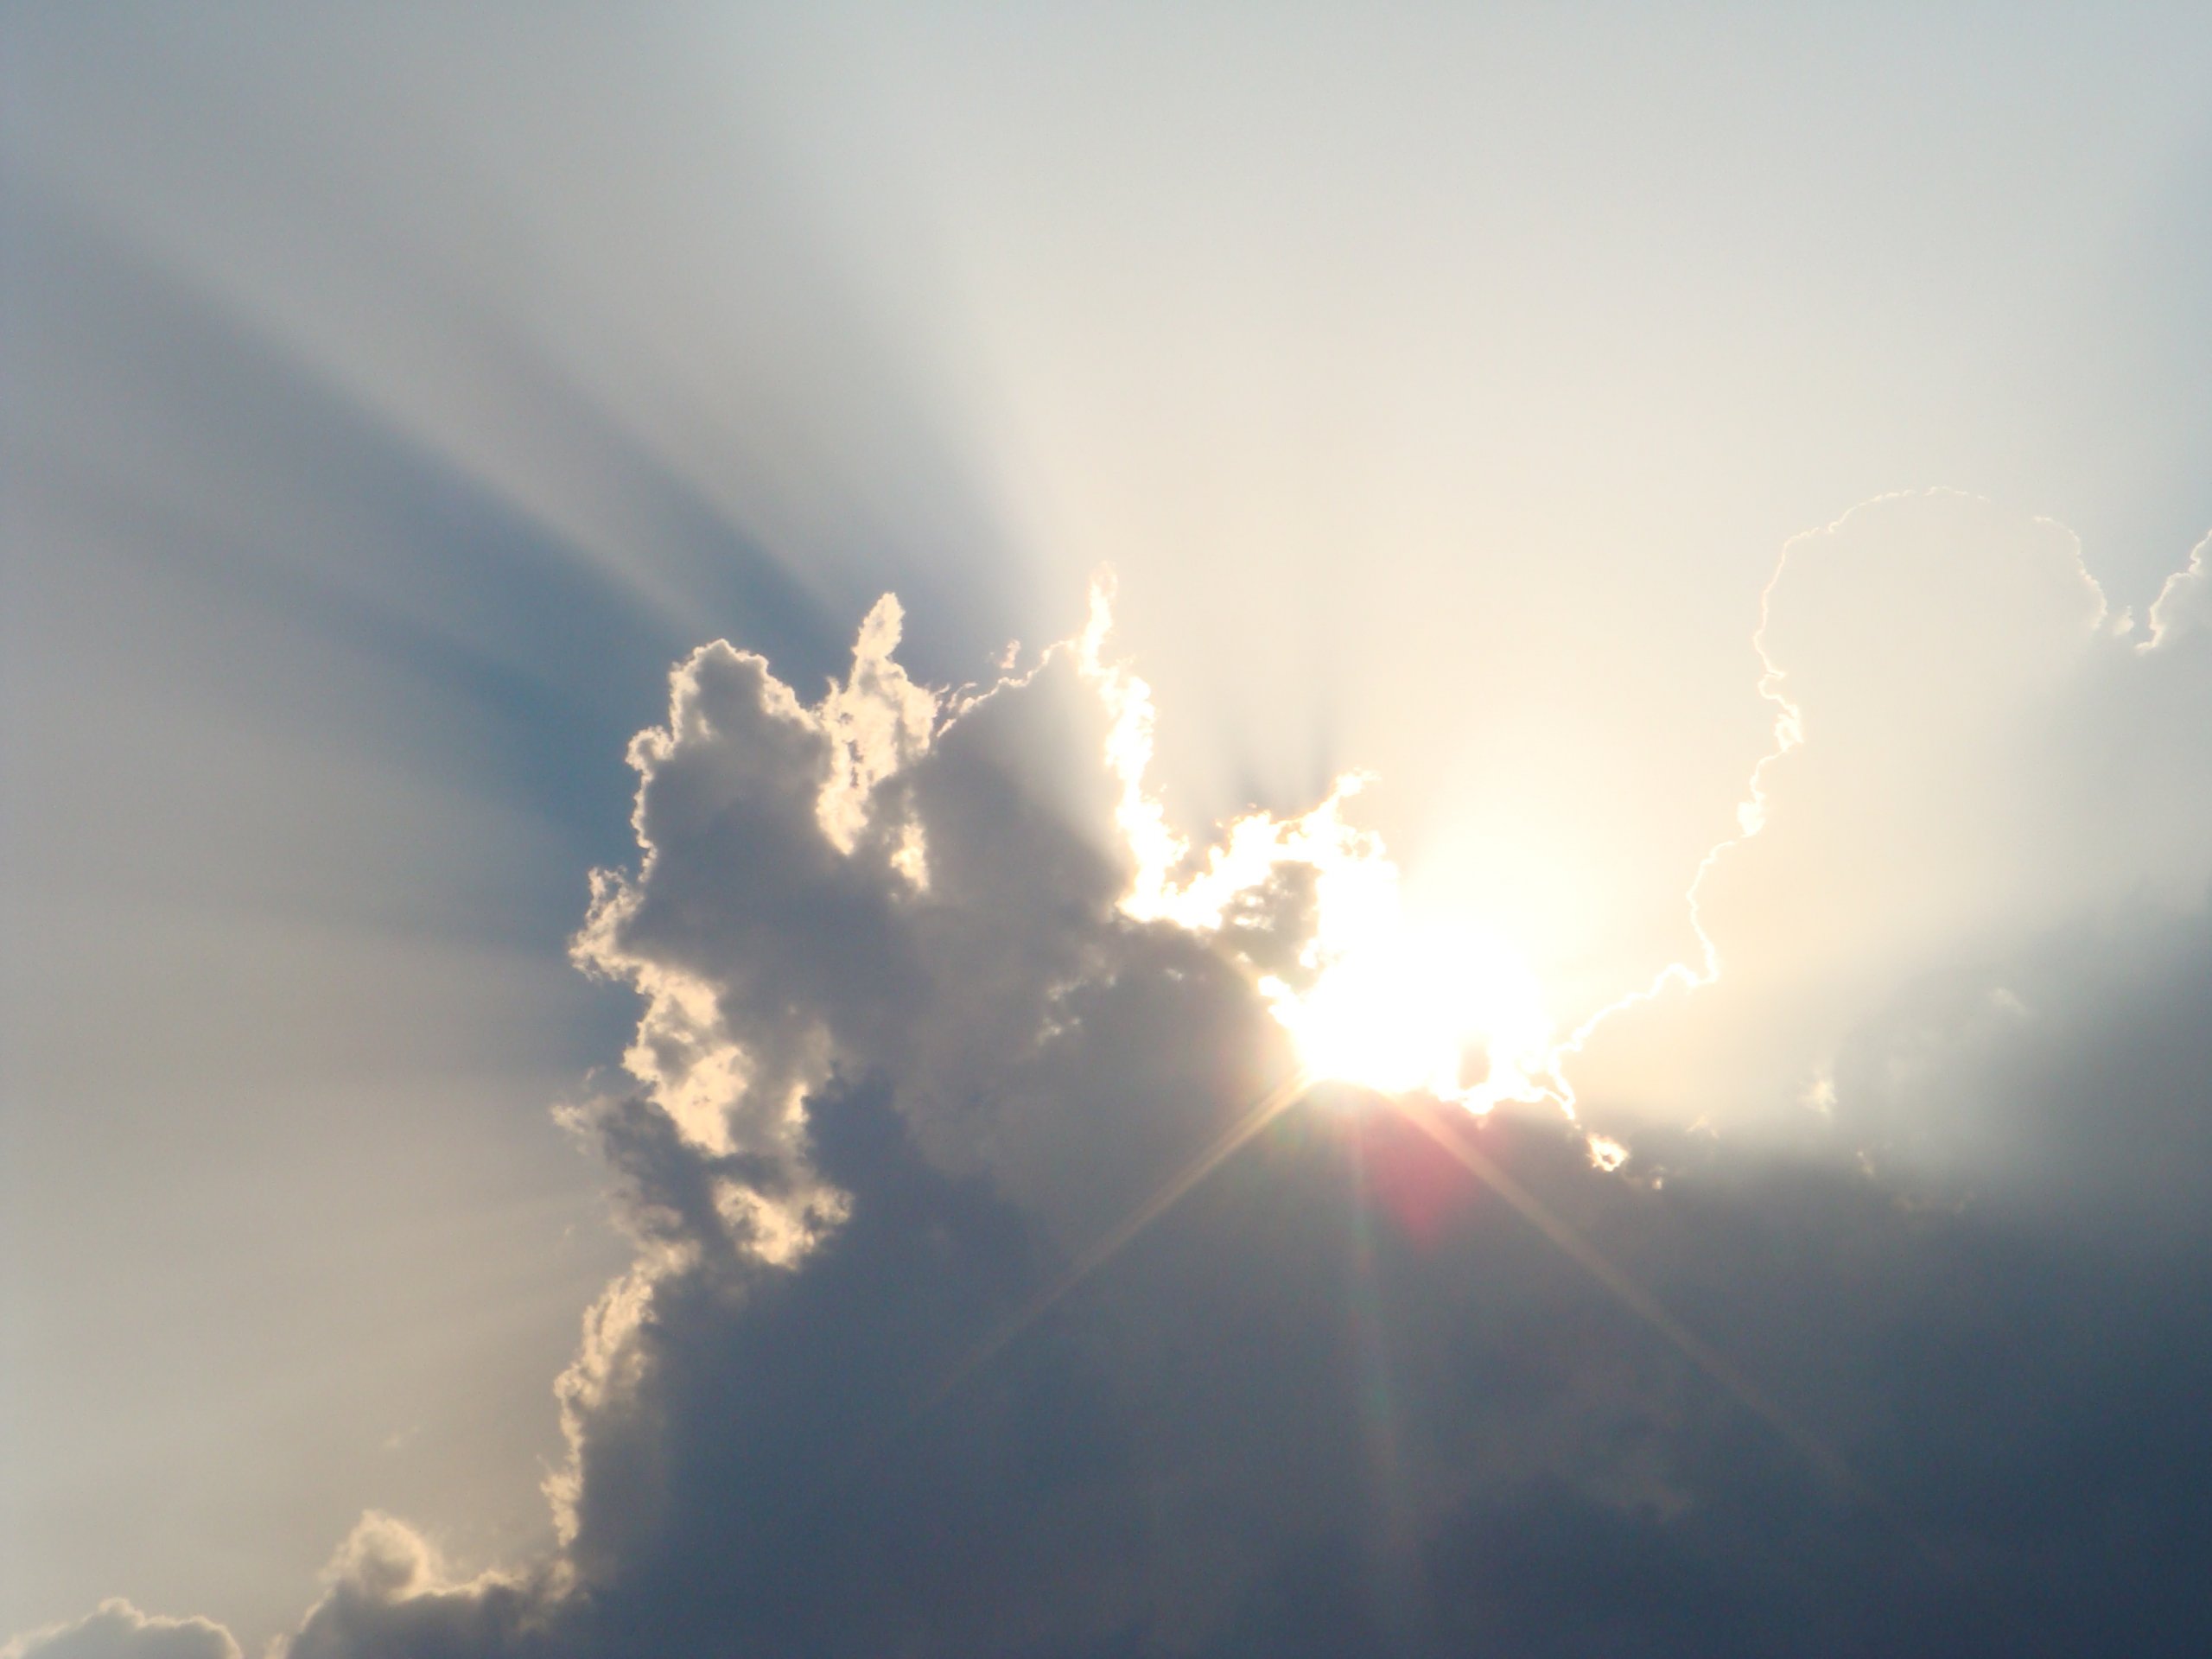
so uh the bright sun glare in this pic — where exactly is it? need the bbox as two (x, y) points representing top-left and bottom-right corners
(1264, 915), (1555, 1110)
(1084, 584), (1560, 1114)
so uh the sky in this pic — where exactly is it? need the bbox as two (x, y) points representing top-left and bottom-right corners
(3, 4), (2211, 1656)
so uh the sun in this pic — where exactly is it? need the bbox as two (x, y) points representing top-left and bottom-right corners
(1263, 911), (1558, 1112)
(1080, 607), (1559, 1111)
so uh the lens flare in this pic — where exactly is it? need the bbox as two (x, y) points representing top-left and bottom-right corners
(1082, 580), (1560, 1112)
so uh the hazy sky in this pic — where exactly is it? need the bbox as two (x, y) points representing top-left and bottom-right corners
(4, 6), (2212, 1656)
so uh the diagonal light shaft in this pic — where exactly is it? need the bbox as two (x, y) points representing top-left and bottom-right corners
(926, 1065), (1315, 1411)
(1389, 1093), (1859, 1496)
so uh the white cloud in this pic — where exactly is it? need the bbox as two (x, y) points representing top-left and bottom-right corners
(2145, 530), (2212, 650)
(1567, 492), (2212, 1141)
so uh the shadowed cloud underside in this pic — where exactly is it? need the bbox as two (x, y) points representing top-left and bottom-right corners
(14, 492), (2212, 1656)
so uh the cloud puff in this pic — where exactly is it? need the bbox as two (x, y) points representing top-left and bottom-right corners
(270, 582), (1770, 1656)
(1568, 492), (2212, 1156)
(27, 499), (2212, 1656)
(283, 1516), (551, 1659)
(2145, 528), (2212, 650)
(565, 590), (1301, 1256)
(0, 1602), (239, 1659)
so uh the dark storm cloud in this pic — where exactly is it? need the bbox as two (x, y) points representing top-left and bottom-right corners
(283, 1064), (2212, 1657)
(1833, 901), (2212, 1236)
(13, 5), (2212, 1650)
(274, 559), (2212, 1657)
(26, 499), (2212, 1657)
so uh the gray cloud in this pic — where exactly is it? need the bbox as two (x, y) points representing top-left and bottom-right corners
(1, 1603), (240, 1659)
(12, 10), (2212, 1645)
(276, 1067), (2212, 1656)
(301, 538), (2212, 1655)
(25, 499), (2212, 1656)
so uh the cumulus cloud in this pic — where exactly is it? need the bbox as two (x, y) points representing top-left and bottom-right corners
(1568, 492), (2212, 1162)
(25, 497), (2212, 1656)
(566, 589), (1300, 1255)
(0, 1602), (239, 1659)
(2145, 528), (2212, 650)
(283, 1516), (552, 1659)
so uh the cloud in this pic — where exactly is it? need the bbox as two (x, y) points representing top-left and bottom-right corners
(268, 1073), (2212, 1656)
(1567, 491), (2212, 1147)
(267, 582), (1738, 1656)
(0, 1603), (239, 1659)
(1830, 899), (2212, 1234)
(2145, 528), (2212, 650)
(565, 589), (1300, 1254)
(283, 1517), (551, 1659)
(24, 499), (2212, 1656)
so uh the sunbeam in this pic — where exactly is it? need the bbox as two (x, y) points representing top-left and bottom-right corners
(923, 1066), (1318, 1415)
(1382, 1091), (1858, 1497)
(14, 11), (2212, 1653)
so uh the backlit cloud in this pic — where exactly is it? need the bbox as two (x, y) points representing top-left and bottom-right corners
(1, 1602), (240, 1659)
(1567, 492), (2212, 1155)
(18, 497), (2212, 1657)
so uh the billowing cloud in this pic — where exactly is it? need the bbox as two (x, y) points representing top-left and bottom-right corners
(1567, 492), (2212, 1162)
(565, 589), (1300, 1251)
(0, 1602), (240, 1659)
(22, 495), (2212, 1656)
(2145, 528), (2212, 650)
